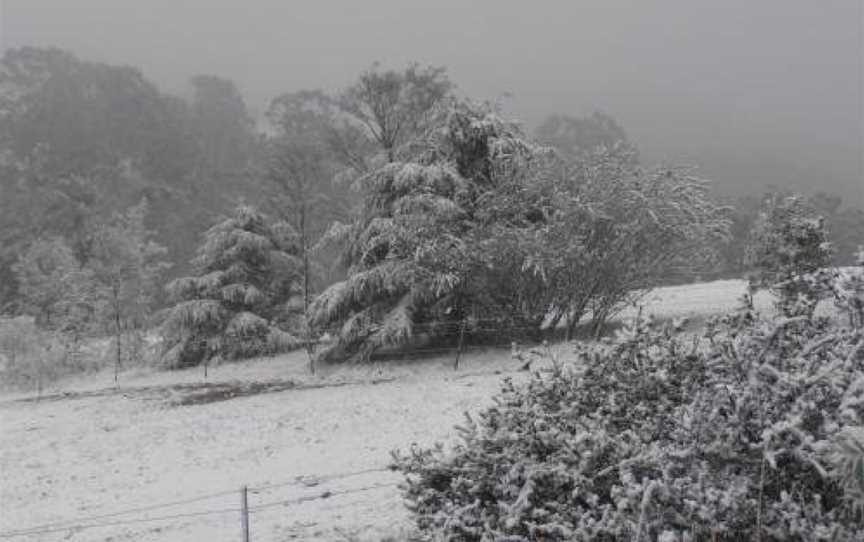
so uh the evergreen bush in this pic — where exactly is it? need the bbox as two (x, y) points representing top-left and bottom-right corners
(392, 290), (864, 540)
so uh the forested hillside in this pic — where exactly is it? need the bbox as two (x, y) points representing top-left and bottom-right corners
(2, 46), (862, 379)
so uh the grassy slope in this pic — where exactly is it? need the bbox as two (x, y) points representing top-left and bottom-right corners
(0, 278), (770, 541)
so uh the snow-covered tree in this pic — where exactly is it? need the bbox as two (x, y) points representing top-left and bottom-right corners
(747, 193), (833, 314)
(337, 62), (453, 163)
(262, 90), (350, 372)
(834, 247), (864, 329)
(89, 200), (170, 379)
(543, 148), (730, 337)
(310, 101), (545, 361)
(312, 101), (731, 360)
(160, 205), (301, 369)
(535, 110), (638, 163)
(13, 237), (98, 334)
(264, 91), (347, 312)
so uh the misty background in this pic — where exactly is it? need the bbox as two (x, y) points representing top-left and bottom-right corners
(3, 0), (861, 201)
(3, 4), (864, 540)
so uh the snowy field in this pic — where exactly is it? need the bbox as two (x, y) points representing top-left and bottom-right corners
(0, 278), (771, 541)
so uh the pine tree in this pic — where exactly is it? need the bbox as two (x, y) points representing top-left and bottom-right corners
(160, 205), (301, 369)
(309, 101), (545, 361)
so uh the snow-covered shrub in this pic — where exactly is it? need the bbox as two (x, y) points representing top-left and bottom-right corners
(831, 427), (864, 516)
(747, 194), (833, 315)
(13, 237), (99, 335)
(0, 316), (67, 392)
(392, 302), (864, 540)
(537, 151), (730, 339)
(833, 248), (864, 329)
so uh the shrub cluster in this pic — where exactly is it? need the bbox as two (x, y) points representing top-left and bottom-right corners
(392, 288), (864, 540)
(746, 194), (833, 316)
(0, 316), (110, 392)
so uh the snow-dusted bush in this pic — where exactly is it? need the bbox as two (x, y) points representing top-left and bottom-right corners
(833, 248), (864, 329)
(13, 237), (99, 335)
(392, 300), (864, 540)
(747, 194), (833, 316)
(537, 150), (730, 339)
(0, 316), (68, 392)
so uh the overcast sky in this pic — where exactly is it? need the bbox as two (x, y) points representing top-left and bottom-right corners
(2, 0), (862, 201)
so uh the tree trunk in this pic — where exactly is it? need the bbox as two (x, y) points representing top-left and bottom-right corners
(529, 315), (545, 343)
(565, 303), (587, 341)
(300, 205), (309, 315)
(546, 309), (564, 337)
(36, 353), (43, 400)
(300, 204), (316, 375)
(592, 308), (609, 340)
(113, 287), (121, 385)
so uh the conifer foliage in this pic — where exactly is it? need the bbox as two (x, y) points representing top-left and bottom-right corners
(160, 205), (301, 368)
(309, 101), (544, 361)
(311, 100), (731, 362)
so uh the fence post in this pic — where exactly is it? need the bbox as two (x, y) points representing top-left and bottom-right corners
(240, 485), (249, 542)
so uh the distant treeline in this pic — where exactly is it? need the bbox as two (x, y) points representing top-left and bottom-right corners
(1, 46), (862, 368)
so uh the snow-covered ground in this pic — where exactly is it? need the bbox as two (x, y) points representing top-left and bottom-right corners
(0, 350), (532, 541)
(618, 278), (774, 322)
(0, 278), (771, 541)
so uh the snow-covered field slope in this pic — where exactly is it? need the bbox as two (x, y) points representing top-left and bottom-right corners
(0, 278), (773, 541)
(0, 352), (529, 541)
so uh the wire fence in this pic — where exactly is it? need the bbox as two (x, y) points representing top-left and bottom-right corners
(3, 311), (593, 404)
(169, 316), (585, 359)
(152, 316), (575, 379)
(0, 466), (399, 540)
(0, 318), (584, 538)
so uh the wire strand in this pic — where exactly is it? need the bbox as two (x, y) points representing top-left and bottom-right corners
(0, 487), (240, 535)
(0, 466), (399, 539)
(0, 506), (241, 539)
(248, 466), (394, 493)
(0, 483), (402, 538)
(249, 482), (400, 513)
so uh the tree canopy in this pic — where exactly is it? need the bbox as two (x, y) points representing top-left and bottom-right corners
(311, 101), (730, 361)
(310, 101), (544, 361)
